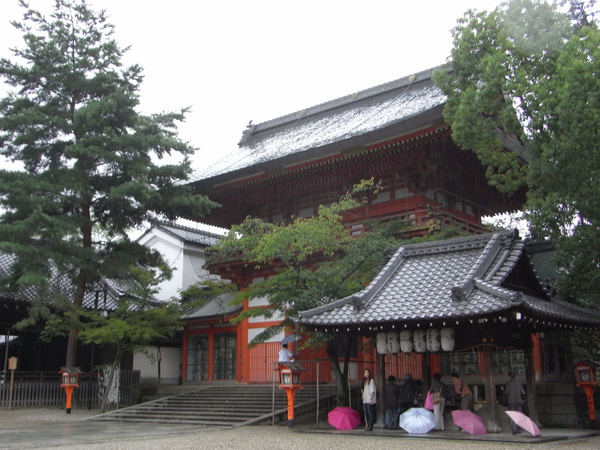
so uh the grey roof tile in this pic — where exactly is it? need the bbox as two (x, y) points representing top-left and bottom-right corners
(146, 220), (227, 247)
(0, 252), (156, 312)
(190, 67), (445, 183)
(296, 231), (600, 330)
(181, 293), (241, 320)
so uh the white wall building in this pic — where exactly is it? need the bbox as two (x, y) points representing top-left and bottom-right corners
(133, 219), (228, 385)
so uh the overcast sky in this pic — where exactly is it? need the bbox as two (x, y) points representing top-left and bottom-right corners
(0, 0), (504, 171)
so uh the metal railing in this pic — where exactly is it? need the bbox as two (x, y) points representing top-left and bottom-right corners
(270, 359), (369, 427)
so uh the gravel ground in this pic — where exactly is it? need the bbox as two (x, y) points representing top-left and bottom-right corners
(1, 407), (600, 450)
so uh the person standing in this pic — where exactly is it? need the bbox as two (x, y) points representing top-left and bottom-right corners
(400, 373), (419, 412)
(451, 372), (473, 411)
(383, 375), (400, 430)
(361, 368), (377, 431)
(278, 343), (293, 362)
(429, 373), (446, 431)
(505, 371), (526, 435)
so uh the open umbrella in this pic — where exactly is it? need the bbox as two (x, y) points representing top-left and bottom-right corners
(399, 407), (436, 434)
(281, 334), (301, 345)
(451, 410), (487, 435)
(327, 407), (361, 430)
(505, 411), (541, 437)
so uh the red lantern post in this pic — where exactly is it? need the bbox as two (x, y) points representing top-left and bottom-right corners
(277, 362), (306, 428)
(59, 367), (82, 414)
(574, 361), (599, 421)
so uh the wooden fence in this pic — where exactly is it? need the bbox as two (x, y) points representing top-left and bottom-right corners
(0, 370), (140, 408)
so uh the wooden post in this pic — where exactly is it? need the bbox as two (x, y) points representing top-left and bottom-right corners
(377, 352), (385, 427)
(524, 334), (540, 424)
(8, 368), (15, 410)
(481, 345), (501, 432)
(7, 356), (17, 411)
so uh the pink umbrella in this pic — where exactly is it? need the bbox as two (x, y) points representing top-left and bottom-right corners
(327, 407), (361, 430)
(451, 409), (487, 435)
(505, 411), (541, 437)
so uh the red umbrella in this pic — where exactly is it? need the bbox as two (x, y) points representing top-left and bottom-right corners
(505, 411), (541, 437)
(327, 407), (361, 430)
(451, 409), (487, 435)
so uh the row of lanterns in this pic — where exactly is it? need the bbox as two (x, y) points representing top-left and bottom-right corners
(376, 328), (455, 354)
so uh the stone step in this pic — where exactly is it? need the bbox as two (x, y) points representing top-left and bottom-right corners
(92, 384), (338, 426)
(130, 405), (280, 415)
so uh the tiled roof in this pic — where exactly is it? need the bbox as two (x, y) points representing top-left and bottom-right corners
(0, 251), (151, 312)
(181, 293), (241, 320)
(190, 66), (446, 182)
(148, 220), (227, 247)
(296, 231), (600, 331)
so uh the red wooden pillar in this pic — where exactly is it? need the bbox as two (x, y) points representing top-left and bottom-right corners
(531, 333), (543, 381)
(238, 289), (250, 383)
(208, 326), (214, 382)
(181, 327), (189, 382)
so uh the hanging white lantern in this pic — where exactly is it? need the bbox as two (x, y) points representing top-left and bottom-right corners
(376, 332), (389, 354)
(413, 329), (427, 353)
(441, 328), (455, 351)
(426, 328), (440, 352)
(400, 330), (413, 353)
(387, 332), (400, 354)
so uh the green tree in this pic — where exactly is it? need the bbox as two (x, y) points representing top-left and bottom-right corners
(0, 0), (218, 367)
(75, 266), (181, 413)
(207, 180), (399, 405)
(433, 0), (600, 306)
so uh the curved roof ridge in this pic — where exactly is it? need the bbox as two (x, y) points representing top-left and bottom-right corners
(297, 294), (359, 320)
(243, 66), (444, 139)
(520, 294), (600, 325)
(358, 248), (408, 309)
(402, 232), (496, 256)
(450, 231), (515, 301)
(152, 219), (228, 239)
(299, 247), (409, 319)
(474, 279), (523, 303)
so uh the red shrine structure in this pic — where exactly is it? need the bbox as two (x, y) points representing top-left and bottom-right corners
(189, 66), (525, 238)
(183, 65), (519, 379)
(182, 66), (598, 426)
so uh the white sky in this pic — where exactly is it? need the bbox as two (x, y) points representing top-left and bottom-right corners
(0, 0), (505, 171)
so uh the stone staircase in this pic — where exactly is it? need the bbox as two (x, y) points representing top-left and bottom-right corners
(90, 384), (339, 426)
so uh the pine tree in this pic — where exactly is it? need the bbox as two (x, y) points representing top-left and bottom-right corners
(0, 0), (217, 367)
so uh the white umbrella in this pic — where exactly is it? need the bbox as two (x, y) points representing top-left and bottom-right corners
(399, 407), (436, 434)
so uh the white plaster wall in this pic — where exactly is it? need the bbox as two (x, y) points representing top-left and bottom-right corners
(248, 281), (284, 321)
(249, 328), (284, 344)
(137, 230), (185, 301)
(249, 295), (270, 307)
(181, 246), (211, 289)
(134, 346), (182, 385)
(137, 228), (217, 301)
(248, 309), (284, 323)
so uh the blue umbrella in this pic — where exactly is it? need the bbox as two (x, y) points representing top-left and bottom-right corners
(281, 334), (301, 345)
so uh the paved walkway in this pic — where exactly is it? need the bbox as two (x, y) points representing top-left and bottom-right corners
(0, 406), (598, 449)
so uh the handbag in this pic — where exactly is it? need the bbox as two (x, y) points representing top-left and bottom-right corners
(433, 391), (442, 404)
(453, 380), (463, 403)
(500, 390), (508, 406)
(424, 391), (434, 410)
